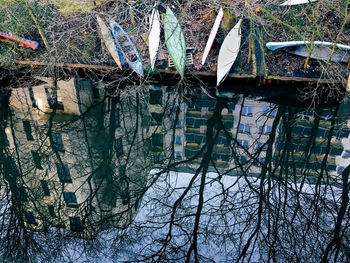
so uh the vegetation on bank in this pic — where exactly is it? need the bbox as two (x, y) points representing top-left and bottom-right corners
(0, 0), (349, 83)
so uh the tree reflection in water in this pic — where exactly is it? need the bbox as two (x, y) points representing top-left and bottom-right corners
(0, 79), (349, 262)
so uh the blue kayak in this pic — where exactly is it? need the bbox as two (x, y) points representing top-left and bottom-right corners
(110, 19), (144, 76)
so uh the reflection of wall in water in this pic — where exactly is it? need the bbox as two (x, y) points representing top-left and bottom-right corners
(185, 92), (233, 168)
(275, 105), (350, 180)
(6, 78), (146, 239)
(147, 87), (187, 168)
(147, 87), (278, 175)
(231, 96), (278, 174)
(146, 87), (350, 180)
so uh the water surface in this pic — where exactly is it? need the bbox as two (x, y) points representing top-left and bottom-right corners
(0, 78), (349, 262)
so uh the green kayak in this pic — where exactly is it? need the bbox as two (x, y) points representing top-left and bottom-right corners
(164, 7), (186, 79)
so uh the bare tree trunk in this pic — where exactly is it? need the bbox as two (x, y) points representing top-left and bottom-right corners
(321, 165), (350, 263)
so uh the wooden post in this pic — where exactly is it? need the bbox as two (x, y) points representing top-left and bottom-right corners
(347, 74), (350, 93)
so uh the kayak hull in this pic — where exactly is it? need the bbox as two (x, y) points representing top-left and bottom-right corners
(110, 19), (144, 76)
(266, 41), (350, 63)
(216, 19), (242, 86)
(201, 8), (224, 66)
(0, 32), (38, 50)
(96, 15), (123, 70)
(266, 41), (350, 51)
(164, 7), (186, 79)
(287, 46), (349, 63)
(280, 0), (317, 6)
(149, 6), (161, 70)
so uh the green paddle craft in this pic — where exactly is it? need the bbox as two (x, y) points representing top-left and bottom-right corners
(164, 7), (186, 79)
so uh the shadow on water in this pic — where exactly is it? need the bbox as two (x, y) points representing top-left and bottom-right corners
(0, 78), (349, 262)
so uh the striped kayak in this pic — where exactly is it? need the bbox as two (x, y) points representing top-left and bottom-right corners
(110, 19), (144, 76)
(149, 5), (161, 70)
(201, 8), (224, 66)
(96, 15), (123, 70)
(164, 7), (186, 79)
(216, 19), (242, 86)
(0, 32), (38, 50)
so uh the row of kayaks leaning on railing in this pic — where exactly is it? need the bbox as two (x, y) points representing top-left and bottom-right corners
(95, 6), (241, 86)
(101, 5), (349, 86)
(96, 3), (349, 86)
(0, 0), (349, 86)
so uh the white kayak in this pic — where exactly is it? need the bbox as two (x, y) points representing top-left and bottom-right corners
(149, 5), (161, 70)
(96, 15), (123, 70)
(280, 0), (317, 6)
(266, 41), (350, 51)
(266, 41), (350, 63)
(201, 8), (224, 66)
(216, 18), (242, 86)
(289, 46), (349, 63)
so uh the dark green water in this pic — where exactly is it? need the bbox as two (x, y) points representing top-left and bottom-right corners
(0, 79), (349, 262)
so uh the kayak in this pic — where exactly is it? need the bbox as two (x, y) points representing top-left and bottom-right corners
(149, 5), (161, 70)
(288, 46), (349, 63)
(266, 41), (350, 51)
(266, 41), (350, 63)
(164, 7), (186, 79)
(280, 0), (318, 6)
(0, 32), (38, 50)
(201, 8), (224, 66)
(216, 19), (242, 86)
(96, 15), (123, 70)
(110, 19), (144, 76)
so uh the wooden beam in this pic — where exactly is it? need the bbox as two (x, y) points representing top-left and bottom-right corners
(265, 75), (342, 84)
(15, 60), (343, 85)
(16, 60), (118, 71)
(157, 69), (256, 79)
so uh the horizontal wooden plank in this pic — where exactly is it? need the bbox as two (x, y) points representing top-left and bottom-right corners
(157, 69), (255, 79)
(265, 76), (342, 84)
(16, 60), (118, 70)
(265, 75), (342, 84)
(14, 60), (342, 85)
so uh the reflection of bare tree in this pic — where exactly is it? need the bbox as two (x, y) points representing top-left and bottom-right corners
(1, 83), (350, 262)
(114, 89), (350, 262)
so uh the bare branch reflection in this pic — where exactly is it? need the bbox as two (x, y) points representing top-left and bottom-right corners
(0, 80), (349, 262)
